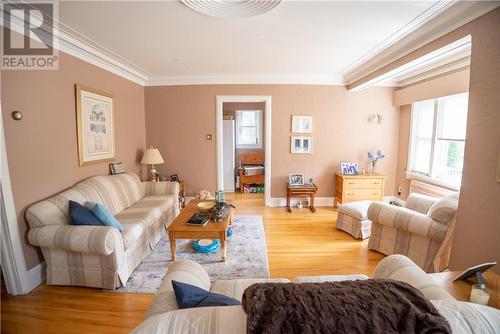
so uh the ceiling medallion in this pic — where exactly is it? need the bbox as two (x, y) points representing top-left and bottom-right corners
(180, 0), (281, 18)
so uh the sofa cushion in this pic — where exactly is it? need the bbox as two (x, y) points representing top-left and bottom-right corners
(85, 202), (123, 231)
(172, 280), (240, 308)
(120, 223), (145, 249)
(210, 278), (290, 301)
(116, 195), (175, 224)
(68, 201), (104, 226)
(338, 200), (372, 220)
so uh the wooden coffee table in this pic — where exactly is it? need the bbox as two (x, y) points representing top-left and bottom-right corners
(167, 199), (233, 262)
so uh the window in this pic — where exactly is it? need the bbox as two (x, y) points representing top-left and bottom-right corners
(235, 110), (262, 149)
(408, 92), (468, 188)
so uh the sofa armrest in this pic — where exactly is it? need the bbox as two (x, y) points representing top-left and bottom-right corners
(404, 193), (439, 214)
(143, 181), (180, 196)
(368, 201), (448, 242)
(28, 225), (123, 256)
(372, 255), (455, 301)
(146, 260), (211, 318)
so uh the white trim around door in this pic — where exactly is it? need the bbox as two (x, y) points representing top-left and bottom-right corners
(216, 95), (272, 206)
(0, 102), (37, 295)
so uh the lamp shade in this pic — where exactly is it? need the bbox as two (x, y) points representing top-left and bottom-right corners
(141, 148), (164, 165)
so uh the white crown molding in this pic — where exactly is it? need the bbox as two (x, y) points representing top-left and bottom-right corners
(146, 74), (345, 86)
(344, 1), (499, 86)
(1, 1), (150, 86)
(342, 0), (455, 77)
(2, 1), (496, 88)
(396, 56), (470, 87)
(349, 35), (471, 92)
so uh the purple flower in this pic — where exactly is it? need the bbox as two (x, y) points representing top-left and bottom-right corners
(377, 150), (382, 157)
(368, 152), (373, 160)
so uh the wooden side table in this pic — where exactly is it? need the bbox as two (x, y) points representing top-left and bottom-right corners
(287, 183), (318, 213)
(429, 270), (499, 309)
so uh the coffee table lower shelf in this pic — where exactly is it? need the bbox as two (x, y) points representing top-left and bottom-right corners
(168, 230), (228, 262)
(167, 199), (233, 262)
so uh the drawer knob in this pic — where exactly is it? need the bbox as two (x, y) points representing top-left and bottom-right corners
(347, 192), (354, 195)
(372, 192), (378, 195)
(348, 182), (355, 185)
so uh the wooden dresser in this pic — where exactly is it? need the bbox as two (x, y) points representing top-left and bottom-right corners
(335, 173), (386, 205)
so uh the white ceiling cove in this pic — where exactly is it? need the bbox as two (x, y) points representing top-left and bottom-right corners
(53, 1), (497, 86)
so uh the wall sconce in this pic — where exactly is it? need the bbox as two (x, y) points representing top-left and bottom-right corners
(368, 113), (383, 124)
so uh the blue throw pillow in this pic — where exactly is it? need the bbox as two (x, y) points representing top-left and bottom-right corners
(172, 280), (241, 308)
(68, 200), (104, 226)
(85, 202), (123, 231)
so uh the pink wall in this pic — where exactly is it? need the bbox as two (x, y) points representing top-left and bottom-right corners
(145, 85), (399, 198)
(362, 8), (500, 273)
(1, 52), (146, 270)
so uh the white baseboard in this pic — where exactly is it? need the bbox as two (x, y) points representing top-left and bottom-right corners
(268, 197), (335, 207)
(268, 196), (402, 208)
(26, 261), (46, 292)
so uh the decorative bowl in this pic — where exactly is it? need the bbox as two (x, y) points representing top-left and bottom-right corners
(197, 201), (215, 212)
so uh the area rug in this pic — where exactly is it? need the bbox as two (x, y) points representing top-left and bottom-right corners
(115, 215), (269, 293)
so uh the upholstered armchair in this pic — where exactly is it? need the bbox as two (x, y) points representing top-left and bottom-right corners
(367, 192), (459, 273)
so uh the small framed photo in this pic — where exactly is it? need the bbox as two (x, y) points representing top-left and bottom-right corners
(109, 162), (125, 175)
(289, 173), (304, 186)
(291, 115), (313, 133)
(170, 174), (180, 182)
(291, 136), (312, 154)
(340, 162), (359, 175)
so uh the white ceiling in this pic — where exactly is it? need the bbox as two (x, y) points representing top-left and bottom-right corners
(58, 1), (441, 84)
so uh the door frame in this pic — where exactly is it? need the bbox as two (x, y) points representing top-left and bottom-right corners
(0, 102), (32, 295)
(216, 95), (272, 206)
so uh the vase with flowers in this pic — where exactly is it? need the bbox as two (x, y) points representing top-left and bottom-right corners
(367, 150), (385, 175)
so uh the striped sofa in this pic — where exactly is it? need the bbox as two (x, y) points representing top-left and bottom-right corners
(26, 172), (180, 289)
(132, 255), (500, 333)
(367, 192), (459, 273)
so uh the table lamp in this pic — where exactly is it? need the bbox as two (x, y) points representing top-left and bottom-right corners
(141, 146), (164, 181)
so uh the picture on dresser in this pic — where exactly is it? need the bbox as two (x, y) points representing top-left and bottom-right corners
(340, 162), (359, 175)
(291, 136), (312, 154)
(289, 173), (304, 186)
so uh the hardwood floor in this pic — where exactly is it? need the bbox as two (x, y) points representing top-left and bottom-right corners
(1, 193), (384, 334)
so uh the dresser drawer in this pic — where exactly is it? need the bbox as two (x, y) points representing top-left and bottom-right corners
(344, 189), (383, 202)
(344, 178), (384, 189)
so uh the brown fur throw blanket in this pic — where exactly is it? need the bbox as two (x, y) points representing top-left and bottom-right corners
(242, 279), (451, 334)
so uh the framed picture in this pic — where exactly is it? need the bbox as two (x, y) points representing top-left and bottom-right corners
(170, 174), (180, 182)
(109, 162), (125, 175)
(76, 85), (115, 166)
(291, 115), (313, 133)
(289, 173), (304, 186)
(291, 136), (312, 154)
(340, 162), (359, 175)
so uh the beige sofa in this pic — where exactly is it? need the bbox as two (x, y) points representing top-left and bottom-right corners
(26, 172), (180, 289)
(132, 255), (500, 334)
(368, 192), (459, 273)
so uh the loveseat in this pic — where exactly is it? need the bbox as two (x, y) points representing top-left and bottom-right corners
(132, 255), (500, 333)
(368, 192), (459, 272)
(26, 172), (180, 289)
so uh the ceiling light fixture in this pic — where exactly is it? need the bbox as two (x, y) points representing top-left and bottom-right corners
(180, 0), (281, 19)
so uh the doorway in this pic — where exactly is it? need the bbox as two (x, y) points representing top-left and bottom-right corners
(216, 96), (272, 206)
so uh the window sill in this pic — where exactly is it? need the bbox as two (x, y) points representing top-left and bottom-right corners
(405, 172), (460, 191)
